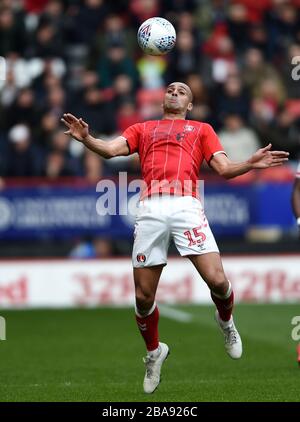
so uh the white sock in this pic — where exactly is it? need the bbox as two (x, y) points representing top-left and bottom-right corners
(148, 345), (161, 358)
(218, 314), (233, 329)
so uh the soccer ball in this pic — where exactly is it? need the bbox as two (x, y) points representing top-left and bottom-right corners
(137, 17), (176, 56)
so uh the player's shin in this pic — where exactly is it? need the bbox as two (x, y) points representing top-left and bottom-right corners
(210, 281), (234, 322)
(135, 302), (160, 353)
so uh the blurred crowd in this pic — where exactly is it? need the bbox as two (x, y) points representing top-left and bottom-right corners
(0, 0), (300, 180)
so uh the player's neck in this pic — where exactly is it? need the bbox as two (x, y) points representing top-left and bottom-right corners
(163, 112), (186, 120)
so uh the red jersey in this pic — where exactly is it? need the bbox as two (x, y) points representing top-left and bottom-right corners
(122, 119), (225, 199)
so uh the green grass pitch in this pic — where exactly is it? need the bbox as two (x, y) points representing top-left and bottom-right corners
(0, 304), (299, 402)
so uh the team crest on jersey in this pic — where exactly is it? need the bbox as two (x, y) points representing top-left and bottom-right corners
(183, 124), (195, 132)
(137, 253), (146, 263)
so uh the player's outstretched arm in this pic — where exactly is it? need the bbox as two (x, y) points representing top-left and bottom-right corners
(210, 144), (289, 179)
(61, 113), (129, 159)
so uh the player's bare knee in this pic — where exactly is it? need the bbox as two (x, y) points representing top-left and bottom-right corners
(210, 279), (229, 296)
(204, 268), (228, 293)
(135, 291), (155, 313)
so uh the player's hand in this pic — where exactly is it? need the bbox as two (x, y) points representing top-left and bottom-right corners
(61, 113), (89, 142)
(248, 143), (289, 169)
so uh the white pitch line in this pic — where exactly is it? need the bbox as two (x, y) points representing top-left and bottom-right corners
(159, 304), (193, 323)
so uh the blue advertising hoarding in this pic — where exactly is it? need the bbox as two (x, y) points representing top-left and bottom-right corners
(0, 181), (295, 239)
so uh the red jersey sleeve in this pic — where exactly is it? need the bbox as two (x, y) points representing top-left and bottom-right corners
(201, 123), (226, 164)
(122, 123), (142, 154)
